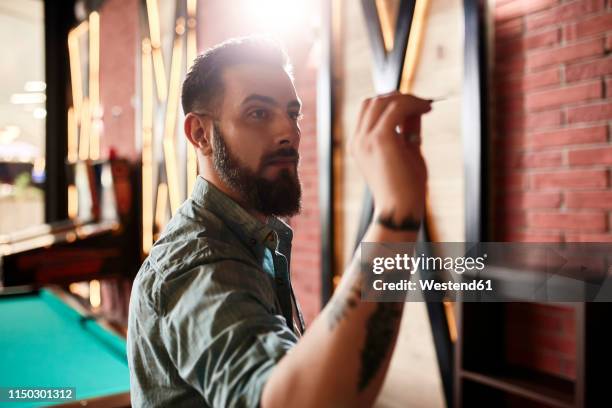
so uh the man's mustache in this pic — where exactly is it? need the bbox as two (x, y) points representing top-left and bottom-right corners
(262, 148), (300, 165)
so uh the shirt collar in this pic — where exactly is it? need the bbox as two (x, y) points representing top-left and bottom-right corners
(191, 176), (293, 252)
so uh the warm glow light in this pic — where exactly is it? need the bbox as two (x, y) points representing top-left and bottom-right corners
(186, 0), (197, 69)
(68, 21), (88, 119)
(10, 93), (46, 105)
(186, 2), (198, 193)
(79, 98), (91, 161)
(145, 0), (162, 47)
(155, 182), (168, 232)
(33, 108), (47, 119)
(243, 0), (312, 36)
(24, 81), (46, 92)
(400, 0), (431, 93)
(146, 0), (167, 101)
(68, 107), (78, 162)
(68, 184), (79, 219)
(89, 279), (101, 308)
(163, 28), (184, 215)
(444, 301), (457, 342)
(68, 282), (89, 298)
(142, 39), (154, 254)
(375, 0), (395, 52)
(89, 11), (101, 160)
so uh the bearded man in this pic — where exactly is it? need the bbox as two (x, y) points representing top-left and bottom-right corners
(127, 36), (431, 408)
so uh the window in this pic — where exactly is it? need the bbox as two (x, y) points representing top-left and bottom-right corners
(0, 0), (45, 234)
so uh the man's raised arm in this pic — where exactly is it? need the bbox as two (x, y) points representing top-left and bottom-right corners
(261, 92), (432, 408)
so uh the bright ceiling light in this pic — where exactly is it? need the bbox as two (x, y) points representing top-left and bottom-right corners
(243, 0), (311, 36)
(24, 81), (46, 92)
(10, 93), (46, 105)
(33, 108), (47, 119)
(0, 126), (21, 144)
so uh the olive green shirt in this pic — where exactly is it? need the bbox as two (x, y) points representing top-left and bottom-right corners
(127, 176), (305, 407)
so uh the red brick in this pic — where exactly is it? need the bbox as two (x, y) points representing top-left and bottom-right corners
(507, 347), (567, 378)
(495, 57), (527, 76)
(507, 303), (564, 330)
(100, 0), (138, 160)
(497, 17), (524, 39)
(567, 101), (612, 123)
(496, 133), (528, 150)
(566, 232), (612, 241)
(496, 29), (561, 62)
(495, 0), (559, 22)
(519, 151), (564, 167)
(531, 169), (608, 189)
(506, 191), (563, 208)
(526, 110), (564, 129)
(497, 110), (563, 134)
(525, 28), (561, 50)
(526, 0), (606, 31)
(497, 96), (527, 113)
(529, 125), (607, 148)
(536, 332), (577, 354)
(565, 58), (612, 82)
(498, 171), (531, 189)
(566, 191), (612, 208)
(526, 81), (602, 111)
(565, 13), (612, 41)
(506, 230), (564, 242)
(527, 211), (607, 230)
(495, 40), (525, 62)
(497, 210), (528, 230)
(606, 34), (612, 52)
(497, 68), (561, 96)
(568, 146), (612, 165)
(527, 38), (604, 70)
(607, 77), (612, 98)
(562, 359), (577, 379)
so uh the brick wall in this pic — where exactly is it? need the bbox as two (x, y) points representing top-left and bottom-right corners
(493, 0), (612, 379)
(99, 0), (138, 161)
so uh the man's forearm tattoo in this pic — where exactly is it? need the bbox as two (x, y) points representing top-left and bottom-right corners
(326, 251), (403, 392)
(358, 302), (402, 391)
(376, 210), (421, 231)
(327, 276), (361, 330)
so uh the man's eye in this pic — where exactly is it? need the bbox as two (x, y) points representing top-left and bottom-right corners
(248, 109), (269, 120)
(290, 112), (304, 121)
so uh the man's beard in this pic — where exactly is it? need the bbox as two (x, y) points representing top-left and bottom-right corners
(211, 122), (302, 217)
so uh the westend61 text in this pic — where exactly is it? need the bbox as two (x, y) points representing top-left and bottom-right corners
(372, 279), (493, 292)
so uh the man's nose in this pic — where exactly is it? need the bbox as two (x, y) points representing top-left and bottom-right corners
(275, 114), (301, 147)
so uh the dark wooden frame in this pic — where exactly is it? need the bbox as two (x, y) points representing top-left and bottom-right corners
(317, 0), (336, 306)
(342, 1), (489, 407)
(44, 0), (75, 222)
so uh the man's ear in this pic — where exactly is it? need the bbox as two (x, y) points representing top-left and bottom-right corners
(184, 113), (213, 156)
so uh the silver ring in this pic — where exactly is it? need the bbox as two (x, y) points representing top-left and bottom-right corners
(407, 133), (421, 143)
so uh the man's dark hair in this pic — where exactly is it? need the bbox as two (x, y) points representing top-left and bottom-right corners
(181, 36), (293, 115)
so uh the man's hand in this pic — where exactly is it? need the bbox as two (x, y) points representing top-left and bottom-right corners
(350, 92), (432, 225)
(262, 92), (430, 408)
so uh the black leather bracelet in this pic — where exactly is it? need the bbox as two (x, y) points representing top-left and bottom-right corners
(376, 212), (421, 232)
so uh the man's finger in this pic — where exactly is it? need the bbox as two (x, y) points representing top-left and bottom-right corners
(361, 96), (394, 133)
(374, 97), (431, 137)
(355, 97), (372, 133)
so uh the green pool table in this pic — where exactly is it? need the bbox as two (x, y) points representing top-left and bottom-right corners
(0, 286), (130, 407)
